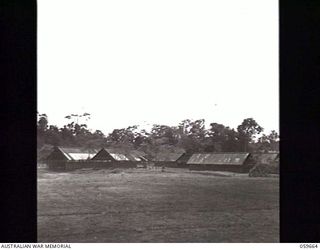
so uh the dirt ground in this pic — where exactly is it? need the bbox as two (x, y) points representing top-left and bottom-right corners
(38, 167), (279, 242)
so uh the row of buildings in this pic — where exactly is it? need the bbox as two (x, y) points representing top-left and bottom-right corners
(42, 146), (279, 173)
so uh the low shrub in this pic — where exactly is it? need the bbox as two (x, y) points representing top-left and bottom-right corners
(109, 168), (123, 174)
(249, 163), (270, 177)
(268, 162), (279, 174)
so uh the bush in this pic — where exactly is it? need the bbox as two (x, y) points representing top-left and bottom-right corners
(268, 162), (279, 174)
(109, 168), (123, 174)
(249, 163), (270, 177)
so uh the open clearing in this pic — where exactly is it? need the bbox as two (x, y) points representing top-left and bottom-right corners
(38, 167), (279, 242)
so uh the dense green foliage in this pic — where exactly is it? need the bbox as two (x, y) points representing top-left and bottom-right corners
(37, 113), (279, 154)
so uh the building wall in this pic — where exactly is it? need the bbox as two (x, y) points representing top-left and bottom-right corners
(188, 164), (250, 173)
(153, 161), (179, 168)
(47, 160), (67, 170)
(47, 160), (138, 170)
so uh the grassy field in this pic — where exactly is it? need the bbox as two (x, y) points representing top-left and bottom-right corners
(38, 167), (279, 242)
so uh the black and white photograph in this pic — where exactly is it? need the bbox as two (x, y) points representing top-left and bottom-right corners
(36, 0), (279, 243)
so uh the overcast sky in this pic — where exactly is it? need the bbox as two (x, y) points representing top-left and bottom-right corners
(38, 0), (278, 135)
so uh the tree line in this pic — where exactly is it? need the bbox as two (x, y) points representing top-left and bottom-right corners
(37, 112), (279, 156)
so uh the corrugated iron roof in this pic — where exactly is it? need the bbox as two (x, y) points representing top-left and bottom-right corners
(187, 153), (250, 165)
(176, 153), (192, 163)
(68, 153), (98, 160)
(58, 147), (99, 161)
(153, 152), (185, 162)
(130, 150), (147, 158)
(124, 153), (141, 162)
(37, 145), (55, 161)
(127, 150), (148, 161)
(109, 153), (130, 161)
(103, 148), (147, 162)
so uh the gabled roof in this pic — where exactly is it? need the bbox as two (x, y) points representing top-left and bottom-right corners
(38, 145), (54, 161)
(130, 150), (147, 158)
(176, 153), (192, 163)
(101, 148), (129, 161)
(187, 153), (250, 165)
(92, 148), (148, 162)
(127, 150), (148, 161)
(48, 147), (99, 161)
(152, 152), (185, 162)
